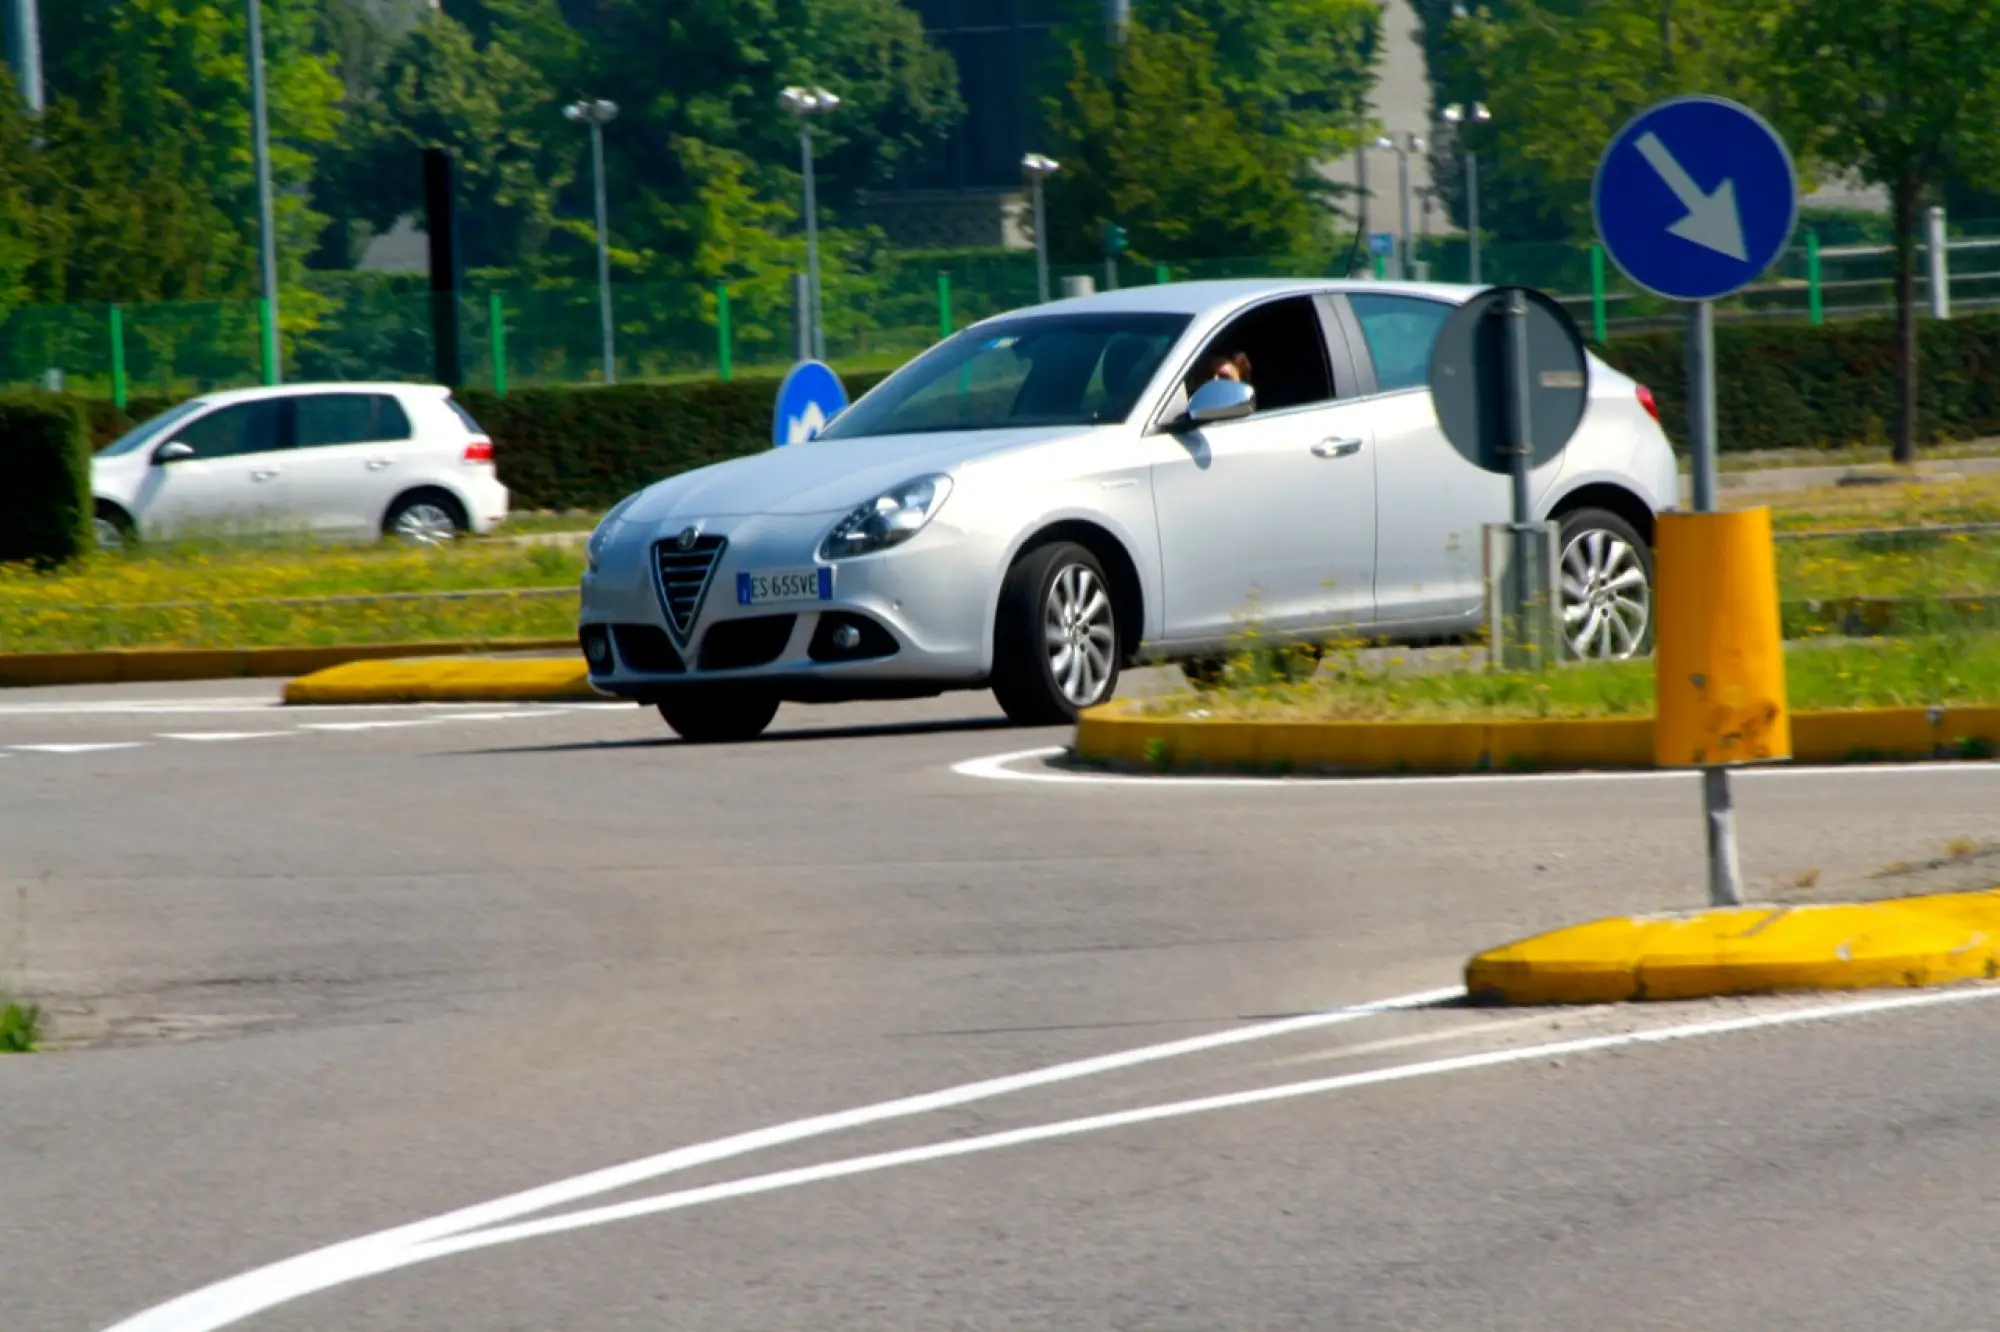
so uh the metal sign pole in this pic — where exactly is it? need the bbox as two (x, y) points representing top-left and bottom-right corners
(1687, 297), (1744, 907)
(1503, 290), (1536, 658)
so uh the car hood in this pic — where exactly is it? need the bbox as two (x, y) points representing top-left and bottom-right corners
(618, 426), (1088, 525)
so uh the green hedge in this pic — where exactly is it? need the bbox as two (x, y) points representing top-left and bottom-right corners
(1600, 311), (2000, 455)
(0, 394), (92, 567)
(62, 308), (2000, 518)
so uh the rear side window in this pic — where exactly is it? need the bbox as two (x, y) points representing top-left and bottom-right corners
(174, 400), (289, 458)
(446, 398), (486, 434)
(294, 394), (413, 448)
(1348, 294), (1455, 393)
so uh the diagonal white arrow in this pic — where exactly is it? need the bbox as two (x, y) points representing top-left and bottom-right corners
(1636, 131), (1748, 262)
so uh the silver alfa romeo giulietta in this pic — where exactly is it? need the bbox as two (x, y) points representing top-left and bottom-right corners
(578, 278), (1678, 742)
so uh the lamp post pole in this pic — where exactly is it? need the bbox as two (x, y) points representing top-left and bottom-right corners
(1443, 102), (1492, 284)
(1022, 153), (1061, 304)
(565, 98), (620, 385)
(248, 0), (281, 383)
(780, 86), (841, 362)
(1373, 132), (1426, 280)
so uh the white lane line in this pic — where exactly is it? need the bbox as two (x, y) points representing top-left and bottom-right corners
(398, 982), (2000, 1268)
(429, 711), (558, 722)
(7, 742), (148, 754)
(296, 720), (439, 732)
(156, 731), (292, 743)
(105, 982), (2000, 1332)
(955, 745), (2000, 789)
(103, 987), (1460, 1332)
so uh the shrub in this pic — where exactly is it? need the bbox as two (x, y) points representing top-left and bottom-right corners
(1600, 310), (2000, 454)
(0, 393), (92, 567)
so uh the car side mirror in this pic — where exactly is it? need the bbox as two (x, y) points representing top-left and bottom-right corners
(1184, 378), (1255, 427)
(152, 441), (195, 464)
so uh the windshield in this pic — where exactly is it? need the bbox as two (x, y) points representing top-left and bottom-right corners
(96, 399), (211, 458)
(815, 312), (1192, 440)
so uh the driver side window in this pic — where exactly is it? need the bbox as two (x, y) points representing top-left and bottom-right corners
(1180, 296), (1335, 416)
(172, 401), (289, 459)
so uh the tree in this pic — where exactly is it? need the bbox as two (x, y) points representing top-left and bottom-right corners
(1170, 0), (1381, 168)
(1774, 0), (2000, 463)
(39, 0), (347, 294)
(1437, 0), (1788, 243)
(1039, 16), (1326, 264)
(316, 10), (574, 271)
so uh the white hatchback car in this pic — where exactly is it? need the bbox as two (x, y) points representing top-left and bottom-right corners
(90, 383), (509, 547)
(580, 279), (1678, 741)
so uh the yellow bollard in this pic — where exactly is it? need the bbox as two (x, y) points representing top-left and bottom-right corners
(1653, 507), (1791, 767)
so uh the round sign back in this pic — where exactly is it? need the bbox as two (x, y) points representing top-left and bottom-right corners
(1426, 286), (1590, 476)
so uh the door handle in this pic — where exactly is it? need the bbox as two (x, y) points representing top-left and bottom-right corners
(250, 468), (281, 482)
(1312, 437), (1364, 458)
(365, 458), (394, 471)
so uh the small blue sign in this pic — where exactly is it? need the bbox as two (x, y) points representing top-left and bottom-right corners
(1593, 95), (1797, 303)
(773, 360), (847, 448)
(1368, 232), (1396, 257)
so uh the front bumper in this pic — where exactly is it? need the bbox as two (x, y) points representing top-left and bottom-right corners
(578, 510), (1000, 700)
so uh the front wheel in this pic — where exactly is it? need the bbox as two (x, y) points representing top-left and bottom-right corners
(1557, 507), (1654, 660)
(991, 541), (1121, 726)
(655, 687), (781, 743)
(384, 492), (467, 546)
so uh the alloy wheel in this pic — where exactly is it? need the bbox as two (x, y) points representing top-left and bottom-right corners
(392, 503), (460, 546)
(1044, 563), (1116, 707)
(1560, 526), (1651, 659)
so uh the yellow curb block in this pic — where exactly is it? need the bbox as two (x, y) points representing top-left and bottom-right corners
(282, 656), (597, 704)
(0, 640), (577, 690)
(1466, 891), (2000, 1004)
(1073, 701), (2000, 773)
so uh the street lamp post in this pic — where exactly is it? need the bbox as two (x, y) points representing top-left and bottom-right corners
(1372, 132), (1425, 281)
(1443, 102), (1492, 285)
(779, 86), (840, 363)
(248, 0), (280, 384)
(1021, 153), (1060, 303)
(565, 98), (619, 385)
(4, 0), (44, 112)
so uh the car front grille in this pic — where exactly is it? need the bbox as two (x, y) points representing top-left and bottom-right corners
(653, 535), (727, 639)
(610, 623), (685, 674)
(699, 615), (796, 672)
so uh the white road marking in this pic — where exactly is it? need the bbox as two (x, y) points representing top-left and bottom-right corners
(104, 987), (1459, 1332)
(954, 745), (2000, 789)
(431, 711), (556, 721)
(401, 983), (2000, 1269)
(106, 982), (2000, 1332)
(296, 720), (439, 732)
(1262, 1012), (1563, 1070)
(156, 731), (291, 743)
(8, 742), (148, 754)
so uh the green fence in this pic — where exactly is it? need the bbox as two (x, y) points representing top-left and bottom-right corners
(11, 226), (2000, 401)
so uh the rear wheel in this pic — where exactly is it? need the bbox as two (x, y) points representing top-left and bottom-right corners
(991, 541), (1121, 726)
(384, 491), (467, 546)
(1556, 507), (1654, 660)
(655, 686), (781, 743)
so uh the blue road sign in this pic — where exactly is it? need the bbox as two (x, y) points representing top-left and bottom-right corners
(1592, 95), (1797, 303)
(773, 360), (847, 448)
(1368, 232), (1395, 257)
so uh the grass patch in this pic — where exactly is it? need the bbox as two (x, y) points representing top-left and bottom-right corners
(0, 1000), (42, 1053)
(1759, 473), (2000, 533)
(1143, 633), (2000, 722)
(0, 538), (583, 653)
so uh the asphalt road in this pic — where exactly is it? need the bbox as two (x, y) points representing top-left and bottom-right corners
(3, 674), (1999, 1332)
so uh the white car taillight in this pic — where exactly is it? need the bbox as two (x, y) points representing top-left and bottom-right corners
(464, 438), (494, 464)
(1635, 384), (1661, 425)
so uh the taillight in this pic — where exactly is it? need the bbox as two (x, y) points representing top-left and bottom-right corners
(463, 438), (494, 464)
(1635, 384), (1661, 424)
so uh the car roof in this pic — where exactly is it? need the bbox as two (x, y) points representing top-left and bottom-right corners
(985, 277), (1484, 322)
(187, 382), (451, 409)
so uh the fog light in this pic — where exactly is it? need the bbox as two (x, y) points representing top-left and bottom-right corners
(832, 624), (862, 650)
(581, 629), (613, 669)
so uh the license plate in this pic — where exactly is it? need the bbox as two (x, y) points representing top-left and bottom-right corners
(737, 567), (833, 606)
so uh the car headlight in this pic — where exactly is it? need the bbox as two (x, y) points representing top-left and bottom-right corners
(818, 474), (953, 560)
(586, 493), (642, 574)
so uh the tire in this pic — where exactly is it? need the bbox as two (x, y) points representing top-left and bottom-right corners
(655, 686), (781, 743)
(93, 502), (135, 552)
(384, 491), (468, 545)
(1556, 507), (1654, 660)
(991, 541), (1121, 726)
